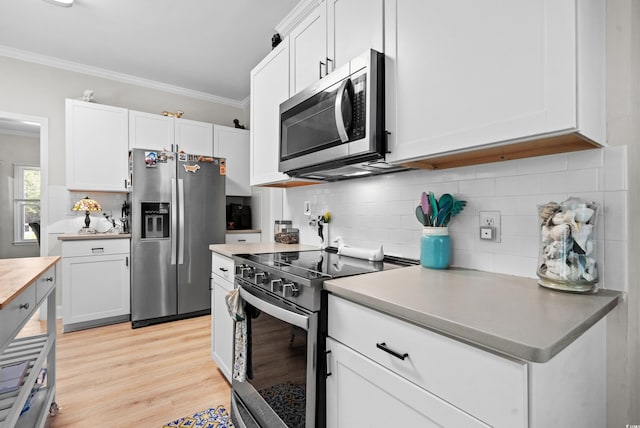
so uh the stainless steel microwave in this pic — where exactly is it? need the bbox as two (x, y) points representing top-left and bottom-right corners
(279, 49), (388, 180)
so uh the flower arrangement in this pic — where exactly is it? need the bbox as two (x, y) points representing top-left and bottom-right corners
(415, 192), (466, 227)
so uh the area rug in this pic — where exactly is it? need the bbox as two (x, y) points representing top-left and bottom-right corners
(163, 405), (234, 428)
(259, 382), (306, 427)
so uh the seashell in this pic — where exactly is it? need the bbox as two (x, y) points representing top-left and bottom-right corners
(571, 224), (593, 252)
(574, 206), (595, 223)
(546, 259), (568, 279)
(541, 225), (553, 244)
(551, 212), (566, 225)
(549, 224), (570, 241)
(543, 240), (569, 259)
(538, 202), (561, 222)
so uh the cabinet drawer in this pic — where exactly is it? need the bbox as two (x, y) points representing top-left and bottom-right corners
(62, 238), (129, 257)
(211, 253), (234, 282)
(36, 266), (56, 304)
(0, 284), (36, 350)
(328, 295), (528, 428)
(225, 233), (260, 244)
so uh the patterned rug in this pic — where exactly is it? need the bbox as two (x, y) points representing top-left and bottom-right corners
(259, 382), (306, 427)
(163, 405), (234, 428)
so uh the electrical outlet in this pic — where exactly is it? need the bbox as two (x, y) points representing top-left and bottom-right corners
(304, 201), (311, 216)
(479, 211), (501, 242)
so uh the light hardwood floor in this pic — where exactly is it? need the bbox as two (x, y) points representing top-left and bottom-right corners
(20, 315), (231, 427)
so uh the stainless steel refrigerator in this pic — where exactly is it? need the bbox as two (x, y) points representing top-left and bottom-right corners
(128, 149), (226, 328)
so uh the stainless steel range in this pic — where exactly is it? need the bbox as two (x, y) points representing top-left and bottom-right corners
(230, 249), (407, 428)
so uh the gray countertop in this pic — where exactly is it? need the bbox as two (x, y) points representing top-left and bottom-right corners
(209, 242), (318, 257)
(324, 265), (622, 363)
(57, 233), (131, 241)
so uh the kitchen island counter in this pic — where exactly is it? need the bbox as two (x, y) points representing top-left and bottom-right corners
(324, 265), (621, 363)
(0, 256), (60, 309)
(209, 242), (318, 257)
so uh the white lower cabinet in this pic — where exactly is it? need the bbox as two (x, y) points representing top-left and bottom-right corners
(325, 337), (488, 427)
(327, 294), (607, 428)
(211, 253), (235, 382)
(61, 239), (130, 332)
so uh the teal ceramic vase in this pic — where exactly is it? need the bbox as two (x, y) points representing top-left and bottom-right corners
(420, 227), (450, 269)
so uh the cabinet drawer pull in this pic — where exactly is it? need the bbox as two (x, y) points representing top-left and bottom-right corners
(376, 342), (409, 360)
(219, 267), (228, 272)
(45, 277), (54, 282)
(19, 302), (30, 310)
(237, 239), (246, 242)
(91, 247), (104, 253)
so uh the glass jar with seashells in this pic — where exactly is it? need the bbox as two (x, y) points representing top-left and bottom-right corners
(537, 197), (598, 293)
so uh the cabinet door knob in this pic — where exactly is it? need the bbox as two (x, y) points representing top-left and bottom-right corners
(19, 302), (30, 310)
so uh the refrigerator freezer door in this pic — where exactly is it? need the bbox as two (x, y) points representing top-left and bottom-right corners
(130, 149), (177, 323)
(177, 157), (226, 314)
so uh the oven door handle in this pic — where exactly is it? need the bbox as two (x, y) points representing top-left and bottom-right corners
(239, 287), (309, 330)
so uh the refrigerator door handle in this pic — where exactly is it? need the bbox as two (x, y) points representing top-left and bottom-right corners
(178, 178), (185, 265)
(171, 178), (177, 265)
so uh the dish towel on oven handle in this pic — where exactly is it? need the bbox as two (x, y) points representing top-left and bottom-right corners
(225, 288), (247, 382)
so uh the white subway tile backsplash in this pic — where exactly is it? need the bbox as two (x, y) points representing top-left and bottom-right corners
(567, 149), (604, 170)
(603, 145), (628, 191)
(495, 174), (541, 196)
(475, 161), (518, 179)
(603, 191), (628, 241)
(458, 178), (496, 197)
(516, 153), (568, 175)
(538, 168), (599, 193)
(285, 146), (627, 283)
(603, 239), (627, 292)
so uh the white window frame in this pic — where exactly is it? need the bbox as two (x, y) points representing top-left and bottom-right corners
(13, 164), (40, 245)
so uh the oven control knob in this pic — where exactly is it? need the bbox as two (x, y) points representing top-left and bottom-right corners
(270, 279), (283, 293)
(254, 272), (267, 285)
(282, 282), (299, 298)
(240, 266), (254, 278)
(234, 264), (246, 275)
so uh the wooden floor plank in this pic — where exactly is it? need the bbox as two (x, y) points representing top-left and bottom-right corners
(20, 315), (231, 427)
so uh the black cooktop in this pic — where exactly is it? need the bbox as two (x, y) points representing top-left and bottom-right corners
(239, 248), (411, 281)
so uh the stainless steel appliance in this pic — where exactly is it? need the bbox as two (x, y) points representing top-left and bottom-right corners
(279, 50), (406, 181)
(128, 149), (226, 328)
(230, 250), (407, 428)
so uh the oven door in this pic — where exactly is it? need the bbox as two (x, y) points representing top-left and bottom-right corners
(231, 281), (318, 428)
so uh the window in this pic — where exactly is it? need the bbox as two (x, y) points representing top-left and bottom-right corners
(14, 164), (41, 244)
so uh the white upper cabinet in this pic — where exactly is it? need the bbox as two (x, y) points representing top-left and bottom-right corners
(128, 110), (174, 151)
(213, 125), (251, 196)
(289, 0), (384, 95)
(129, 110), (213, 156)
(327, 0), (384, 70)
(250, 37), (291, 186)
(66, 99), (129, 192)
(174, 119), (213, 156)
(385, 0), (606, 167)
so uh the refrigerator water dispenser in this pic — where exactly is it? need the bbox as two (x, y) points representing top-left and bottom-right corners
(141, 202), (170, 239)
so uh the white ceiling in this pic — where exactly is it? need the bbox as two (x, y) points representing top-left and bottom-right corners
(0, 0), (299, 105)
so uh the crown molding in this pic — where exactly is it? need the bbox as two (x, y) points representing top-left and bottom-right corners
(0, 45), (246, 109)
(275, 0), (319, 37)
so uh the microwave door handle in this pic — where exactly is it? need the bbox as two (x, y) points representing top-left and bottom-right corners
(334, 78), (352, 143)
